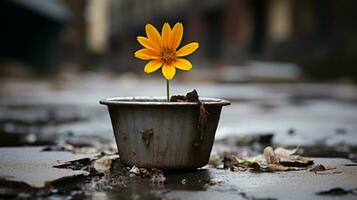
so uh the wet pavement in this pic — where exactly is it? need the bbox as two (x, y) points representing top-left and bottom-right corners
(1, 146), (356, 200)
(0, 147), (88, 188)
(164, 158), (357, 200)
(1, 76), (357, 199)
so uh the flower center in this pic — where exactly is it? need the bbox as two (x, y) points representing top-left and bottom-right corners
(161, 46), (176, 64)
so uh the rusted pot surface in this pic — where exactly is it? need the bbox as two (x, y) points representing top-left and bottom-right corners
(100, 97), (230, 171)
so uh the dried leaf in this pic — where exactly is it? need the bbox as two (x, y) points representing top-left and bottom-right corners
(279, 155), (313, 167)
(249, 162), (262, 171)
(267, 164), (290, 171)
(263, 146), (313, 167)
(222, 154), (238, 169)
(264, 146), (278, 164)
(222, 146), (313, 173)
(223, 154), (254, 171)
(250, 162), (303, 172)
(274, 147), (298, 157)
(93, 155), (120, 173)
(310, 164), (339, 174)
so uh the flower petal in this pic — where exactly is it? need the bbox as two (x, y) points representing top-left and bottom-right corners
(161, 23), (171, 46)
(162, 63), (176, 80)
(173, 58), (192, 71)
(169, 22), (183, 49)
(144, 59), (163, 73)
(137, 36), (160, 51)
(134, 48), (160, 60)
(176, 42), (199, 57)
(145, 24), (162, 48)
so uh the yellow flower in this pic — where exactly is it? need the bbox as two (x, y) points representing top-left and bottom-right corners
(134, 22), (199, 80)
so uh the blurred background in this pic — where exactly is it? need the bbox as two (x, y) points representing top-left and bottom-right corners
(1, 0), (357, 161)
(1, 0), (357, 80)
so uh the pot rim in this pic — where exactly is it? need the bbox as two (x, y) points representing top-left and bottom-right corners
(100, 96), (230, 106)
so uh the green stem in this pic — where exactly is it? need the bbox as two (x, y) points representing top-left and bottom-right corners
(166, 80), (170, 102)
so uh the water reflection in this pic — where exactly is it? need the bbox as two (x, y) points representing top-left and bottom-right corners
(107, 169), (211, 199)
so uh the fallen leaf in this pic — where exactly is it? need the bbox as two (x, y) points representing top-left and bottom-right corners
(249, 162), (262, 171)
(263, 146), (313, 167)
(310, 164), (339, 175)
(223, 154), (254, 171)
(279, 156), (313, 167)
(222, 146), (313, 172)
(264, 146), (278, 164)
(267, 164), (290, 171)
(274, 147), (298, 157)
(93, 155), (120, 173)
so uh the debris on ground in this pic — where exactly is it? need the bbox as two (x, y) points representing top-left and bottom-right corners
(309, 164), (327, 172)
(222, 146), (314, 172)
(316, 187), (357, 196)
(211, 132), (275, 164)
(41, 137), (117, 156)
(54, 152), (122, 178)
(264, 146), (313, 167)
(129, 166), (166, 183)
(129, 166), (141, 175)
(2, 79), (357, 199)
(309, 164), (341, 175)
(222, 154), (253, 171)
(54, 158), (92, 171)
(93, 155), (120, 173)
(150, 168), (166, 184)
(88, 174), (127, 191)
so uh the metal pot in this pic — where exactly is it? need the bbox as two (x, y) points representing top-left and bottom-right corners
(100, 97), (230, 171)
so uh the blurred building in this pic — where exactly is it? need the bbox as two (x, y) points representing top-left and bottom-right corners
(0, 0), (69, 73)
(1, 0), (357, 79)
(105, 0), (357, 79)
